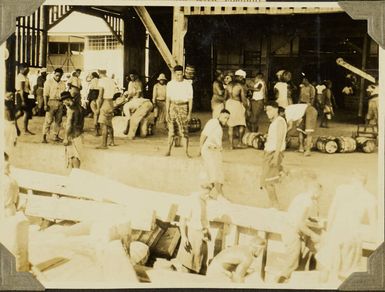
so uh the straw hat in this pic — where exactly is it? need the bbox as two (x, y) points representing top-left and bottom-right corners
(157, 73), (167, 81)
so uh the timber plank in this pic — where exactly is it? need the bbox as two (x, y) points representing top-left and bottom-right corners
(25, 194), (155, 231)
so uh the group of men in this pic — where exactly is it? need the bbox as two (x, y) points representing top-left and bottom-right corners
(177, 98), (376, 284)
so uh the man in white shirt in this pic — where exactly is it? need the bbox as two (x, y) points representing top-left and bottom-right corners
(122, 97), (154, 139)
(42, 68), (66, 143)
(284, 103), (318, 156)
(274, 72), (289, 108)
(165, 65), (193, 157)
(260, 101), (287, 210)
(96, 69), (118, 149)
(250, 73), (267, 132)
(199, 109), (230, 199)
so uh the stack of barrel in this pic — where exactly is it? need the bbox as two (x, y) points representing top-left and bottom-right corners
(188, 118), (202, 133)
(242, 132), (266, 150)
(316, 136), (375, 154)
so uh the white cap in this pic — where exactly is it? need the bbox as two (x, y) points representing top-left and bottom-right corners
(235, 69), (246, 78)
(40, 68), (47, 73)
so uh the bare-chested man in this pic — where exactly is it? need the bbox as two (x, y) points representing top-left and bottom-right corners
(225, 69), (249, 149)
(206, 237), (266, 283)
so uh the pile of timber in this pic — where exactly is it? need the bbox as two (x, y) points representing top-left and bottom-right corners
(10, 167), (379, 286)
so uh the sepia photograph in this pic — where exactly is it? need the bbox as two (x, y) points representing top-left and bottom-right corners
(0, 0), (383, 290)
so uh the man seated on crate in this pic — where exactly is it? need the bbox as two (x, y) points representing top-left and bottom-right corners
(206, 236), (266, 283)
(283, 103), (318, 157)
(122, 96), (154, 139)
(276, 169), (323, 283)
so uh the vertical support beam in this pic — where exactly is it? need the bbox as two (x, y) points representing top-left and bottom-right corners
(358, 34), (369, 117)
(123, 15), (130, 89)
(42, 6), (49, 67)
(172, 7), (188, 67)
(265, 30), (271, 81)
(5, 34), (16, 92)
(123, 14), (146, 89)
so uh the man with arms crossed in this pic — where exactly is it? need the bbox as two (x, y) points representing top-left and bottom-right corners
(165, 65), (193, 157)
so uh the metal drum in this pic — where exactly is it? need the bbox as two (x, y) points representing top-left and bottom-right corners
(316, 136), (338, 154)
(188, 117), (201, 132)
(355, 137), (376, 153)
(247, 133), (260, 147)
(252, 134), (265, 150)
(335, 136), (357, 153)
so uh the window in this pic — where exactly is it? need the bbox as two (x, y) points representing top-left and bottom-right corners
(48, 42), (84, 55)
(88, 35), (120, 51)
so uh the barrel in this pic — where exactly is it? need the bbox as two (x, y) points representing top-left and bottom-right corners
(184, 65), (196, 80)
(242, 132), (251, 146)
(355, 137), (376, 153)
(316, 136), (338, 154)
(247, 133), (260, 147)
(252, 134), (265, 150)
(335, 136), (356, 153)
(242, 132), (260, 147)
(188, 117), (201, 132)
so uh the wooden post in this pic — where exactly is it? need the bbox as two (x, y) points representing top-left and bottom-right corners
(42, 6), (49, 68)
(123, 15), (130, 89)
(358, 34), (369, 118)
(265, 30), (271, 84)
(172, 7), (188, 67)
(5, 33), (16, 92)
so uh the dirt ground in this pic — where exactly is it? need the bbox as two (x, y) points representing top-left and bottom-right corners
(13, 108), (379, 218)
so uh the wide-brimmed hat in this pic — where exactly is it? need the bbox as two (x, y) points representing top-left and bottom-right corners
(157, 73), (167, 81)
(59, 91), (72, 102)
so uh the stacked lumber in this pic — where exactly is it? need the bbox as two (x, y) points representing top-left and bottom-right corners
(10, 167), (379, 286)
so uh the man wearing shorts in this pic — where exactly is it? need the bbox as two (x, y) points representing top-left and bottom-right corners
(62, 91), (84, 169)
(260, 101), (287, 210)
(284, 103), (318, 157)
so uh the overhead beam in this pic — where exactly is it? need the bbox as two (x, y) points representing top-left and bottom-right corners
(47, 6), (75, 30)
(102, 15), (123, 45)
(133, 6), (177, 70)
(181, 6), (343, 16)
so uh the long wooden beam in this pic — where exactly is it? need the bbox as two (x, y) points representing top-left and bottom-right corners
(133, 6), (177, 70)
(181, 6), (343, 16)
(172, 7), (188, 67)
(47, 6), (75, 31)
